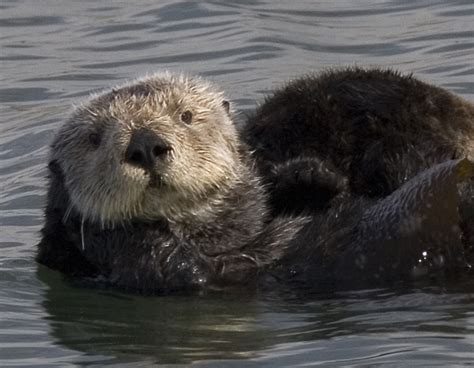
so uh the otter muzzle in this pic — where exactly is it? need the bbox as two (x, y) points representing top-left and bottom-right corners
(124, 128), (170, 171)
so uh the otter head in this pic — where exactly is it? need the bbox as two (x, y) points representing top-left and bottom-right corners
(51, 73), (240, 225)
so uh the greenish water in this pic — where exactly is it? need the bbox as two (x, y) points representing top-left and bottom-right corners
(1, 0), (473, 366)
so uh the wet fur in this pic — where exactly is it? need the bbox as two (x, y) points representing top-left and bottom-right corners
(244, 67), (474, 201)
(37, 70), (473, 294)
(39, 160), (305, 292)
(37, 73), (307, 293)
(243, 67), (474, 253)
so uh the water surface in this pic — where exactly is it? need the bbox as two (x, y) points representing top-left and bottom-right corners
(1, 0), (473, 366)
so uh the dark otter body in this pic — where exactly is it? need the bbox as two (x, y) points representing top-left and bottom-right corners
(37, 72), (473, 294)
(243, 68), (474, 258)
(244, 68), (474, 207)
(39, 160), (300, 292)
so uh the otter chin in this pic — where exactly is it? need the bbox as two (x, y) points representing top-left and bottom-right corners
(37, 71), (473, 294)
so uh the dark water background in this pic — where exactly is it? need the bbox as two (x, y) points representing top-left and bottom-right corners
(1, 0), (474, 366)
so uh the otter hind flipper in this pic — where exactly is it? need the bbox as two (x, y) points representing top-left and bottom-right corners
(352, 158), (473, 282)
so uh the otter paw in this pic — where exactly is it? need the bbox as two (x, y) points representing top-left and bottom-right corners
(269, 156), (349, 214)
(271, 156), (348, 192)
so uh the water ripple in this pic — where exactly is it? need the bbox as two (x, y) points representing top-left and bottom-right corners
(1, 0), (473, 367)
(0, 88), (62, 103)
(0, 16), (64, 27)
(80, 45), (283, 69)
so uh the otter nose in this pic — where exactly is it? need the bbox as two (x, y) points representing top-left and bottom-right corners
(124, 128), (170, 171)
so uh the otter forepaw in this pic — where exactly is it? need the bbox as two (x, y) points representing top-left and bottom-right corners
(269, 156), (349, 214)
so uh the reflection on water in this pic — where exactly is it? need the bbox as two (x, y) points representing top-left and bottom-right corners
(1, 0), (473, 366)
(37, 267), (474, 366)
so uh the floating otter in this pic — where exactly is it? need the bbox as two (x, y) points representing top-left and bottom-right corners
(37, 73), (305, 292)
(243, 67), (474, 255)
(37, 72), (473, 294)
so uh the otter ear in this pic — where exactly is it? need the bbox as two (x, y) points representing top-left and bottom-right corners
(48, 160), (63, 177)
(222, 100), (230, 115)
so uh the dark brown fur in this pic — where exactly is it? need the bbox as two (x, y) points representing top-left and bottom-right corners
(244, 67), (473, 199)
(243, 68), (474, 254)
(37, 71), (473, 294)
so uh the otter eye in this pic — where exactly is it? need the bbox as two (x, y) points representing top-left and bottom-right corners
(89, 132), (101, 147)
(180, 110), (193, 125)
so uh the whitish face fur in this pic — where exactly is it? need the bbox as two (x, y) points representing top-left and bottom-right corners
(52, 73), (241, 225)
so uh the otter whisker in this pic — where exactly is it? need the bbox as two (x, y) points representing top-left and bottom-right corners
(63, 203), (74, 223)
(80, 216), (86, 251)
(240, 253), (258, 266)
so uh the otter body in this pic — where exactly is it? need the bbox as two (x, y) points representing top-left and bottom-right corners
(243, 68), (474, 260)
(37, 72), (473, 294)
(38, 74), (305, 293)
(244, 68), (474, 212)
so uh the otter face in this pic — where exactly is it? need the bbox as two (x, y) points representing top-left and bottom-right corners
(52, 73), (240, 225)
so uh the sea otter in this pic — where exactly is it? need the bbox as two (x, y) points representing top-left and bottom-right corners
(37, 72), (473, 293)
(243, 67), (474, 255)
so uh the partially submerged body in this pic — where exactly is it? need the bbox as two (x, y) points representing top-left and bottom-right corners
(37, 71), (474, 294)
(37, 74), (304, 292)
(244, 67), (474, 262)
